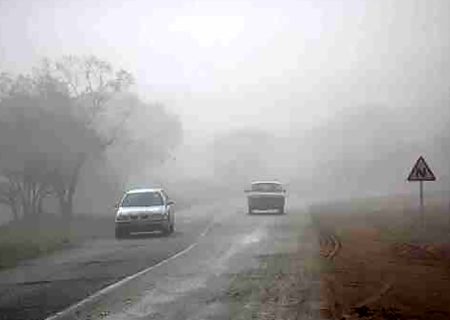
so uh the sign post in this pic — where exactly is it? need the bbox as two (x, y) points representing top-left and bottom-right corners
(419, 180), (424, 223)
(407, 156), (436, 229)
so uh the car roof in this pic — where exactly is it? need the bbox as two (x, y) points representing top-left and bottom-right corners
(126, 188), (164, 194)
(251, 181), (282, 185)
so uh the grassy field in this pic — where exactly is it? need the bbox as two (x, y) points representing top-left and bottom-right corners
(0, 214), (114, 269)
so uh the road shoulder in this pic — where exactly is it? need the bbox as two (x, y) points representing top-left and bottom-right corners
(227, 211), (321, 320)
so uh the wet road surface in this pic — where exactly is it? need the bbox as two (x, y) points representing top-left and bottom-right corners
(0, 198), (319, 320)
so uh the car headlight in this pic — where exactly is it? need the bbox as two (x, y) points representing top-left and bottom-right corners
(162, 210), (170, 218)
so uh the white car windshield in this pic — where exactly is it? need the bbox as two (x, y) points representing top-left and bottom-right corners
(121, 192), (164, 207)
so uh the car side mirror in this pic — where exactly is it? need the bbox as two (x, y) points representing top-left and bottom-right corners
(167, 200), (175, 206)
(114, 202), (120, 209)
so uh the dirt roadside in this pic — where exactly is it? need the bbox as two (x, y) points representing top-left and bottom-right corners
(312, 196), (450, 320)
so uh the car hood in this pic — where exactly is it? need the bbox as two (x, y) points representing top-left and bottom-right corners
(117, 206), (165, 215)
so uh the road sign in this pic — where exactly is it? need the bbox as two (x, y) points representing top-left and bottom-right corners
(407, 156), (436, 229)
(407, 156), (436, 181)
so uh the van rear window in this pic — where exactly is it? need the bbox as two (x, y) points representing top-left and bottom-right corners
(251, 183), (282, 192)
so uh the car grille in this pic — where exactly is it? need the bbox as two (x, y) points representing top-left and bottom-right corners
(123, 213), (164, 221)
(149, 213), (163, 220)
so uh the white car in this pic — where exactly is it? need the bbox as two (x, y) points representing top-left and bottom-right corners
(245, 181), (286, 215)
(114, 188), (175, 239)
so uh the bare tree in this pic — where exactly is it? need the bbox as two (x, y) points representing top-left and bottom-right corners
(1, 169), (52, 220)
(31, 56), (134, 219)
(0, 56), (181, 222)
(0, 74), (104, 220)
(35, 55), (133, 122)
(0, 176), (20, 221)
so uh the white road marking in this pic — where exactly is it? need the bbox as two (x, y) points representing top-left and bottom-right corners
(45, 219), (216, 320)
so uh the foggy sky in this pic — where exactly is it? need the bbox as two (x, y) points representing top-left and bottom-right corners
(1, 0), (449, 138)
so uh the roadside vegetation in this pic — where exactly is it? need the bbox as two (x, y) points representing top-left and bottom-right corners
(0, 217), (71, 269)
(228, 253), (292, 320)
(0, 55), (182, 267)
(0, 213), (115, 269)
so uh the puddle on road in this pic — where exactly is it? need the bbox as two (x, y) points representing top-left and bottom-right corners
(241, 229), (265, 245)
(212, 228), (267, 275)
(108, 276), (208, 319)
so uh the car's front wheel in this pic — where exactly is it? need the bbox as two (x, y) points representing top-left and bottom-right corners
(162, 222), (173, 236)
(115, 227), (129, 239)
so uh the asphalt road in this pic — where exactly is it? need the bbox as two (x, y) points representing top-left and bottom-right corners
(0, 198), (319, 320)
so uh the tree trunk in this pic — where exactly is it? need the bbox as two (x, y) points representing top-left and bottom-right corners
(60, 194), (73, 219)
(58, 192), (71, 220)
(58, 153), (86, 221)
(21, 194), (31, 220)
(11, 201), (19, 221)
(37, 196), (44, 215)
(31, 183), (38, 217)
(66, 192), (73, 217)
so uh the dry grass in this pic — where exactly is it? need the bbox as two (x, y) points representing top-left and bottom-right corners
(311, 194), (450, 244)
(312, 194), (450, 320)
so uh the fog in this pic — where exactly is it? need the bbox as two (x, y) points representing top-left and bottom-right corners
(1, 0), (449, 218)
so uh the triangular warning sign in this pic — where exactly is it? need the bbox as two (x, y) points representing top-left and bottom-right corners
(407, 156), (436, 181)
